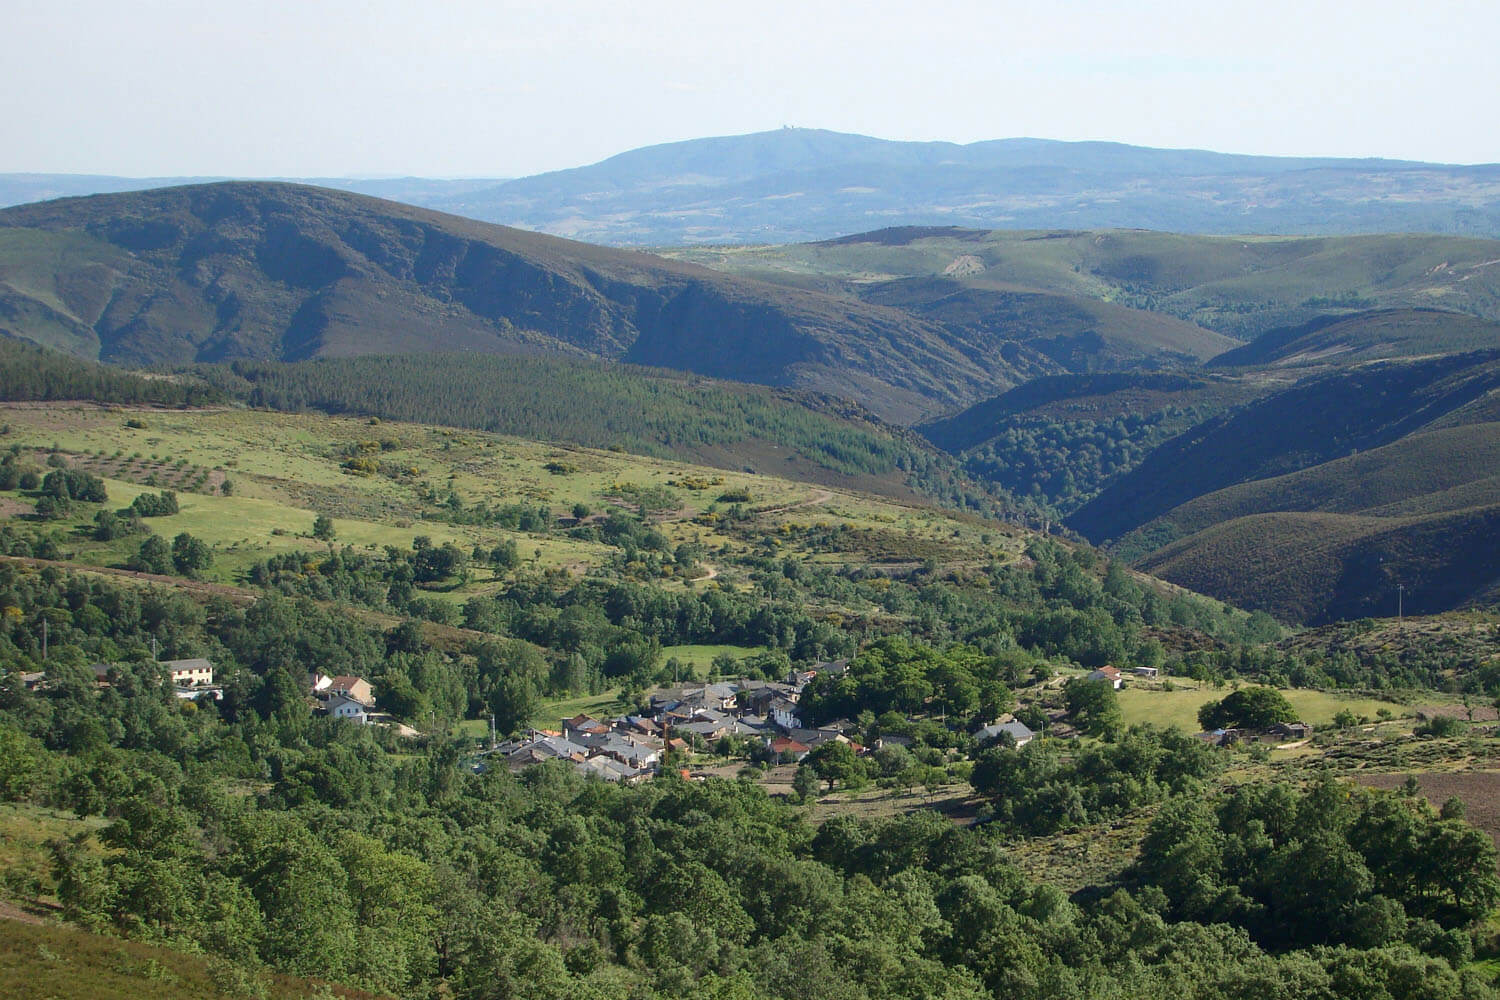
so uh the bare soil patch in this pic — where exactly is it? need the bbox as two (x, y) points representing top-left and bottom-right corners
(0, 900), (46, 925)
(1357, 771), (1500, 849)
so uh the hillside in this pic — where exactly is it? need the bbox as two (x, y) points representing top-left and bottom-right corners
(0, 182), (1028, 423)
(0, 334), (1006, 514)
(1137, 503), (1500, 625)
(1209, 308), (1500, 369)
(674, 226), (1500, 341)
(914, 372), (1274, 514)
(853, 277), (1237, 373)
(5, 373), (1500, 999)
(1067, 351), (1500, 546)
(0, 914), (384, 1000)
(200, 353), (1007, 508)
(1125, 423), (1500, 622)
(918, 372), (1267, 454)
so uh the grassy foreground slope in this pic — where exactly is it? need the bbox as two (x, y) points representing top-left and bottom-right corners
(0, 337), (1008, 514)
(200, 353), (1003, 507)
(0, 403), (1027, 593)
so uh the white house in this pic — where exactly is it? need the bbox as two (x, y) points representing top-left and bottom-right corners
(329, 675), (374, 707)
(325, 692), (369, 724)
(163, 657), (214, 687)
(768, 696), (802, 731)
(1088, 666), (1124, 689)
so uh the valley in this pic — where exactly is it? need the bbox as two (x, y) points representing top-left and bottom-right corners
(3, 142), (1500, 1000)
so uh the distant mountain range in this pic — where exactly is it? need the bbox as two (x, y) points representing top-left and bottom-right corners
(6, 128), (1500, 245)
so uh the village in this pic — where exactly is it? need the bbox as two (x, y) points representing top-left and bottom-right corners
(17, 655), (1315, 787)
(480, 657), (1048, 785)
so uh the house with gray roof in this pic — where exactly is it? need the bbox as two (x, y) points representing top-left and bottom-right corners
(977, 721), (1035, 747)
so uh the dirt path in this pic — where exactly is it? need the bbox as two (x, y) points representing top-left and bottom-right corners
(0, 900), (47, 925)
(759, 489), (834, 516)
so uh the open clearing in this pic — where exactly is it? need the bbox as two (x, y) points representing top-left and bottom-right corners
(1118, 683), (1417, 731)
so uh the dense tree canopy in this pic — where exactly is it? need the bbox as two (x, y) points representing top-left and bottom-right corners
(1198, 686), (1298, 730)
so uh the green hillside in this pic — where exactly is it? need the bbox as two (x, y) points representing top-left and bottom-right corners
(0, 337), (223, 407)
(1127, 423), (1500, 541)
(1110, 423), (1500, 622)
(918, 372), (1263, 454)
(673, 227), (1500, 341)
(852, 277), (1237, 372)
(916, 372), (1271, 515)
(202, 353), (1007, 510)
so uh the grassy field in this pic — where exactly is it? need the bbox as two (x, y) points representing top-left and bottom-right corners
(1118, 683), (1415, 732)
(0, 803), (106, 907)
(659, 644), (767, 675)
(528, 688), (630, 731)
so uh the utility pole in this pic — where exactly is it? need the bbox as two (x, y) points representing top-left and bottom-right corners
(1397, 583), (1406, 624)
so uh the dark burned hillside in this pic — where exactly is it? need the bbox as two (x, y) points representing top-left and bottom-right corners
(1211, 309), (1500, 369)
(1069, 351), (1500, 543)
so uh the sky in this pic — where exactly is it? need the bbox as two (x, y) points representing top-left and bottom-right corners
(8, 0), (1499, 177)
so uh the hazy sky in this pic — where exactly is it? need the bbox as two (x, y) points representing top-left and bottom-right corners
(9, 0), (1498, 177)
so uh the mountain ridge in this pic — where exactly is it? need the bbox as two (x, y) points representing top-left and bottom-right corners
(0, 181), (1016, 422)
(7, 127), (1500, 245)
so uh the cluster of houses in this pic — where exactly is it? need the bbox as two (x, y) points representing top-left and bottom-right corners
(484, 660), (859, 782)
(482, 659), (1041, 782)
